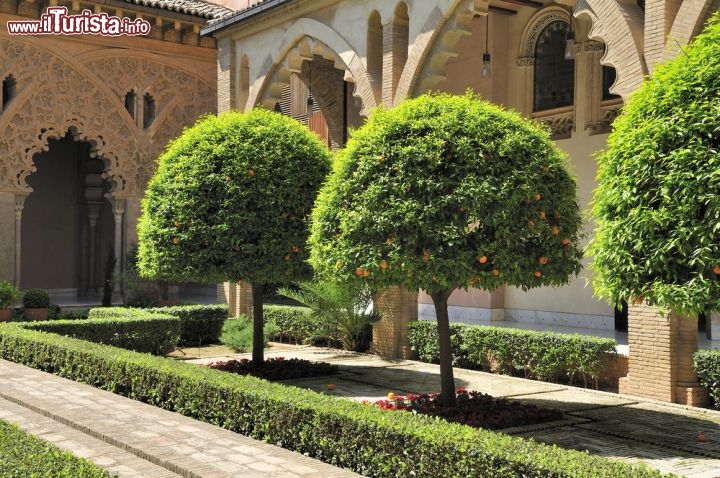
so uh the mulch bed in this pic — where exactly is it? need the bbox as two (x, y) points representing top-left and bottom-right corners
(371, 388), (563, 430)
(206, 357), (339, 381)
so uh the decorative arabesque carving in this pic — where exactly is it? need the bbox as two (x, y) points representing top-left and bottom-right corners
(0, 38), (214, 196)
(520, 8), (572, 59)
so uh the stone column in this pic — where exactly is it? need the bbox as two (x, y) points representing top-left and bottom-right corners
(514, 58), (534, 115)
(235, 281), (253, 317)
(13, 194), (26, 289)
(619, 302), (708, 406)
(218, 282), (236, 316)
(708, 311), (720, 341)
(112, 199), (126, 296)
(86, 204), (101, 294)
(372, 286), (418, 359)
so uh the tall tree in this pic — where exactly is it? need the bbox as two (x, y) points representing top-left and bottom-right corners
(138, 109), (331, 362)
(309, 93), (583, 405)
(590, 13), (720, 314)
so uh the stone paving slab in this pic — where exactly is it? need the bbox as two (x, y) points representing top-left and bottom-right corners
(0, 397), (182, 478)
(0, 359), (362, 478)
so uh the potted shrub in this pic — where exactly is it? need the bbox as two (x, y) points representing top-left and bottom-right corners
(0, 281), (19, 322)
(22, 288), (50, 321)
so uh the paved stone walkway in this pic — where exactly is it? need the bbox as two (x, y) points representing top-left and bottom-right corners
(0, 359), (362, 478)
(180, 343), (720, 478)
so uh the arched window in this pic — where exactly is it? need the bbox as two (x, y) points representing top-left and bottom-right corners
(124, 90), (136, 119)
(2, 75), (17, 110)
(602, 66), (620, 101)
(533, 21), (574, 112)
(143, 93), (155, 129)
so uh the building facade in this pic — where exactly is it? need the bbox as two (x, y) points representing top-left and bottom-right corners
(206, 0), (719, 362)
(0, 0), (228, 300)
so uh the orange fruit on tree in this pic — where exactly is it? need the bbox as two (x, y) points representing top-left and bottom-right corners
(284, 255), (290, 261)
(247, 169), (255, 177)
(534, 193), (541, 201)
(492, 269), (500, 277)
(528, 220), (536, 228)
(422, 250), (430, 263)
(714, 265), (720, 275)
(478, 255), (488, 264)
(355, 267), (364, 276)
(539, 211), (546, 219)
(561, 238), (570, 245)
(292, 245), (300, 253)
(538, 256), (548, 265)
(363, 270), (371, 278)
(172, 238), (180, 245)
(551, 226), (560, 235)
(380, 260), (389, 270)
(534, 271), (542, 278)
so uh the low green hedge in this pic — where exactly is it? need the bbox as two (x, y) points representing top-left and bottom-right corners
(22, 311), (180, 355)
(147, 305), (228, 345)
(0, 419), (113, 477)
(694, 349), (720, 409)
(264, 305), (313, 344)
(409, 321), (618, 388)
(0, 325), (670, 477)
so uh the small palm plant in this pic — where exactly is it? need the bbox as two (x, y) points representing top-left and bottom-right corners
(278, 281), (380, 352)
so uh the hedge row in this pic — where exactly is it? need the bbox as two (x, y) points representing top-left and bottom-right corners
(147, 305), (228, 345)
(409, 321), (618, 388)
(263, 305), (313, 344)
(0, 325), (670, 477)
(21, 311), (180, 355)
(0, 419), (113, 478)
(694, 349), (720, 409)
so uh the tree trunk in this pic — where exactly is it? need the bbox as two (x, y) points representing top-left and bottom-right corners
(430, 289), (456, 406)
(251, 282), (264, 364)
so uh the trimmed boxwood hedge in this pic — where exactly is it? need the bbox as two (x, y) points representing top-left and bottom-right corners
(0, 325), (670, 477)
(22, 311), (180, 355)
(409, 321), (617, 388)
(147, 305), (228, 345)
(0, 419), (113, 477)
(694, 349), (720, 409)
(264, 305), (313, 344)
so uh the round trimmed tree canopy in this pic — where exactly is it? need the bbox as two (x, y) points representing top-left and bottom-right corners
(309, 93), (583, 295)
(138, 109), (331, 285)
(590, 14), (720, 313)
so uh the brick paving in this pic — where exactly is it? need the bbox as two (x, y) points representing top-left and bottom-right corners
(0, 359), (362, 478)
(182, 343), (720, 478)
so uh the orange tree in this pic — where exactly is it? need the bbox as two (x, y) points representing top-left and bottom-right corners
(589, 14), (720, 314)
(137, 109), (331, 363)
(309, 93), (583, 404)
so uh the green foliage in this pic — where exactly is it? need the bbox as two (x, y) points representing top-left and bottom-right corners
(409, 321), (618, 388)
(0, 419), (114, 478)
(694, 349), (720, 409)
(263, 305), (314, 344)
(277, 282), (379, 351)
(137, 109), (331, 285)
(310, 93), (583, 295)
(22, 288), (50, 308)
(0, 325), (671, 478)
(25, 309), (180, 355)
(589, 14), (720, 313)
(0, 281), (19, 309)
(220, 316), (278, 352)
(147, 304), (228, 345)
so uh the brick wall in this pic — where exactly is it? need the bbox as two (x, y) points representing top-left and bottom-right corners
(372, 286), (418, 359)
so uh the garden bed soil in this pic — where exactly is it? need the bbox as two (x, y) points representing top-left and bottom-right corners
(206, 357), (339, 381)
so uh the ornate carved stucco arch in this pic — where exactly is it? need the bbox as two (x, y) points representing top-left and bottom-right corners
(248, 18), (377, 116)
(0, 37), (215, 197)
(395, 0), (488, 104)
(518, 6), (572, 60)
(575, 0), (647, 100)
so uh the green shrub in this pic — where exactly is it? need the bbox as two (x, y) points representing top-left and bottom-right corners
(589, 14), (720, 313)
(0, 325), (670, 478)
(220, 316), (278, 352)
(147, 304), (228, 345)
(22, 288), (50, 308)
(264, 305), (315, 344)
(0, 419), (114, 478)
(409, 321), (617, 388)
(694, 349), (720, 409)
(0, 281), (19, 309)
(22, 310), (180, 355)
(277, 282), (379, 351)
